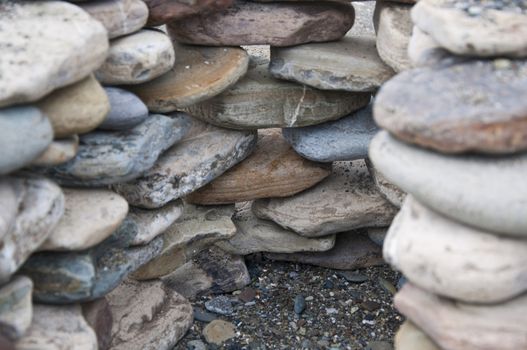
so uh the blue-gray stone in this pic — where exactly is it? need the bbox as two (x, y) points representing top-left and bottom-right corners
(99, 87), (148, 130)
(0, 106), (53, 175)
(282, 103), (378, 162)
(294, 294), (306, 314)
(34, 114), (191, 186)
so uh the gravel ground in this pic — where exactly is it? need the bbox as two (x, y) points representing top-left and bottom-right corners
(176, 256), (403, 350)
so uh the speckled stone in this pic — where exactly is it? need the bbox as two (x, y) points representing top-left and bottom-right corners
(0, 276), (32, 341)
(99, 87), (148, 130)
(31, 136), (79, 167)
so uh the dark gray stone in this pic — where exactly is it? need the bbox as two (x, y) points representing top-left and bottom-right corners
(99, 87), (148, 130)
(294, 295), (306, 314)
(204, 295), (233, 315)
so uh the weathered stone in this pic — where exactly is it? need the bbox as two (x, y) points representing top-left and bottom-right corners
(162, 246), (250, 299)
(216, 202), (336, 255)
(129, 44), (249, 112)
(82, 298), (113, 350)
(265, 231), (384, 270)
(282, 103), (377, 162)
(31, 136), (79, 167)
(184, 58), (371, 129)
(36, 114), (190, 186)
(132, 204), (236, 280)
(408, 27), (452, 67)
(203, 320), (236, 346)
(0, 276), (32, 341)
(373, 1), (413, 72)
(395, 321), (440, 350)
(0, 1), (108, 107)
(39, 189), (129, 251)
(167, 1), (354, 46)
(99, 88), (148, 130)
(270, 34), (394, 92)
(0, 176), (64, 284)
(95, 29), (175, 85)
(395, 283), (527, 350)
(37, 75), (109, 138)
(79, 0), (148, 39)
(0, 107), (53, 175)
(412, 0), (527, 57)
(385, 196), (527, 303)
(186, 129), (331, 204)
(113, 117), (256, 208)
(374, 60), (527, 154)
(15, 304), (97, 350)
(106, 279), (193, 350)
(369, 131), (527, 236)
(365, 159), (406, 208)
(145, 0), (234, 26)
(253, 160), (398, 237)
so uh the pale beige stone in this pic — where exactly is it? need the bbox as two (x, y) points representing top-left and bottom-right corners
(0, 276), (32, 341)
(395, 321), (440, 350)
(203, 320), (236, 346)
(31, 136), (79, 167)
(408, 26), (451, 67)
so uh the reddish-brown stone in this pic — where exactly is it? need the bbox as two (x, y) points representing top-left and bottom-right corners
(145, 0), (234, 26)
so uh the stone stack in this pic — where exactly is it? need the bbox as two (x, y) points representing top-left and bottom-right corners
(369, 0), (527, 349)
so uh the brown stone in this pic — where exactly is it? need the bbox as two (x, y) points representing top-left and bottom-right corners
(187, 129), (331, 204)
(31, 135), (79, 167)
(82, 298), (113, 350)
(167, 1), (355, 47)
(145, 0), (235, 26)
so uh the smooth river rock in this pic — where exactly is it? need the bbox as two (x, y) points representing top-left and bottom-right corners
(0, 1), (108, 107)
(282, 103), (378, 162)
(374, 59), (527, 154)
(0, 106), (53, 175)
(37, 114), (190, 186)
(412, 0), (527, 57)
(167, 1), (355, 46)
(270, 34), (394, 92)
(0, 276), (32, 341)
(95, 29), (175, 85)
(253, 160), (398, 237)
(186, 129), (331, 204)
(129, 44), (249, 112)
(395, 321), (440, 350)
(395, 283), (527, 350)
(145, 0), (234, 26)
(369, 131), (527, 236)
(113, 117), (257, 208)
(365, 159), (406, 208)
(184, 58), (371, 129)
(31, 136), (79, 167)
(99, 87), (148, 130)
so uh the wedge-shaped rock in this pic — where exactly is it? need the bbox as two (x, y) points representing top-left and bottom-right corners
(412, 0), (527, 57)
(369, 131), (527, 236)
(0, 176), (64, 284)
(167, 1), (354, 46)
(36, 114), (190, 186)
(365, 159), (406, 208)
(253, 160), (398, 237)
(216, 202), (335, 255)
(145, 0), (234, 26)
(375, 59), (527, 154)
(31, 136), (79, 167)
(132, 204), (236, 279)
(15, 304), (97, 350)
(129, 44), (249, 112)
(99, 87), (148, 130)
(186, 129), (331, 204)
(0, 1), (108, 107)
(39, 189), (129, 251)
(95, 29), (175, 85)
(106, 279), (193, 350)
(395, 321), (440, 350)
(113, 117), (256, 208)
(395, 283), (527, 350)
(0, 276), (32, 341)
(184, 59), (370, 129)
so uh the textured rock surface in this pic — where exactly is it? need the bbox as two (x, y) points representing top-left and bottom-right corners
(31, 136), (79, 167)
(186, 129), (331, 204)
(184, 58), (371, 129)
(369, 131), (527, 236)
(95, 29), (175, 85)
(253, 160), (398, 237)
(129, 44), (249, 112)
(408, 27), (452, 67)
(82, 298), (113, 350)
(99, 87), (148, 130)
(37, 114), (190, 186)
(0, 1), (108, 107)
(106, 279), (193, 350)
(395, 321), (440, 350)
(0, 107), (53, 175)
(37, 75), (109, 138)
(282, 103), (378, 162)
(113, 117), (256, 208)
(365, 159), (406, 208)
(0, 276), (32, 341)
(144, 0), (234, 26)
(167, 1), (355, 46)
(374, 59), (527, 153)
(395, 283), (527, 350)
(216, 202), (336, 255)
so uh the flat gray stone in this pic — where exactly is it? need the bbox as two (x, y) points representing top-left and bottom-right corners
(0, 276), (32, 341)
(0, 106), (53, 175)
(369, 131), (527, 236)
(367, 227), (388, 247)
(99, 88), (148, 130)
(35, 114), (190, 186)
(113, 117), (257, 208)
(282, 103), (378, 162)
(253, 160), (398, 237)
